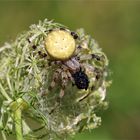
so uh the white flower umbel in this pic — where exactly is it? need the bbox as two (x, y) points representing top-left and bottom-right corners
(0, 19), (111, 140)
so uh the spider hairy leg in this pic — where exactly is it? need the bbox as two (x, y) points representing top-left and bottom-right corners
(81, 63), (95, 72)
(59, 71), (69, 98)
(48, 60), (61, 66)
(49, 69), (61, 90)
(74, 45), (83, 54)
(66, 70), (73, 81)
(79, 54), (103, 61)
(82, 63), (103, 80)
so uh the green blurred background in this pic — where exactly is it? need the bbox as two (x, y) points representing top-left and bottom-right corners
(0, 0), (140, 139)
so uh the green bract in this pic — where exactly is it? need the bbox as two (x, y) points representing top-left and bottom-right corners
(0, 19), (110, 140)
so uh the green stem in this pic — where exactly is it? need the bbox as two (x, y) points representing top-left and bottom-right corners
(0, 82), (12, 101)
(1, 131), (7, 140)
(14, 108), (23, 140)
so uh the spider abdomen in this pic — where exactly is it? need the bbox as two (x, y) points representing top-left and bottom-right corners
(72, 70), (89, 90)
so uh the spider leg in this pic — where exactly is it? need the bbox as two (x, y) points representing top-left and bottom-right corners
(48, 60), (61, 66)
(49, 68), (62, 90)
(81, 63), (103, 80)
(79, 53), (104, 61)
(66, 70), (75, 87)
(81, 63), (95, 72)
(66, 70), (73, 81)
(59, 71), (69, 98)
(79, 53), (105, 81)
(59, 89), (65, 98)
(75, 45), (83, 54)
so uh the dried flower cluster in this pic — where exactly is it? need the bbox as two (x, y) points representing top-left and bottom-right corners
(0, 19), (110, 140)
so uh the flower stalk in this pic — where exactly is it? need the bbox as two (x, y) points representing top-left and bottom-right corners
(14, 108), (22, 140)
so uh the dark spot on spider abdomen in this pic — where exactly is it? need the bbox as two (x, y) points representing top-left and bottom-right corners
(72, 70), (89, 90)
